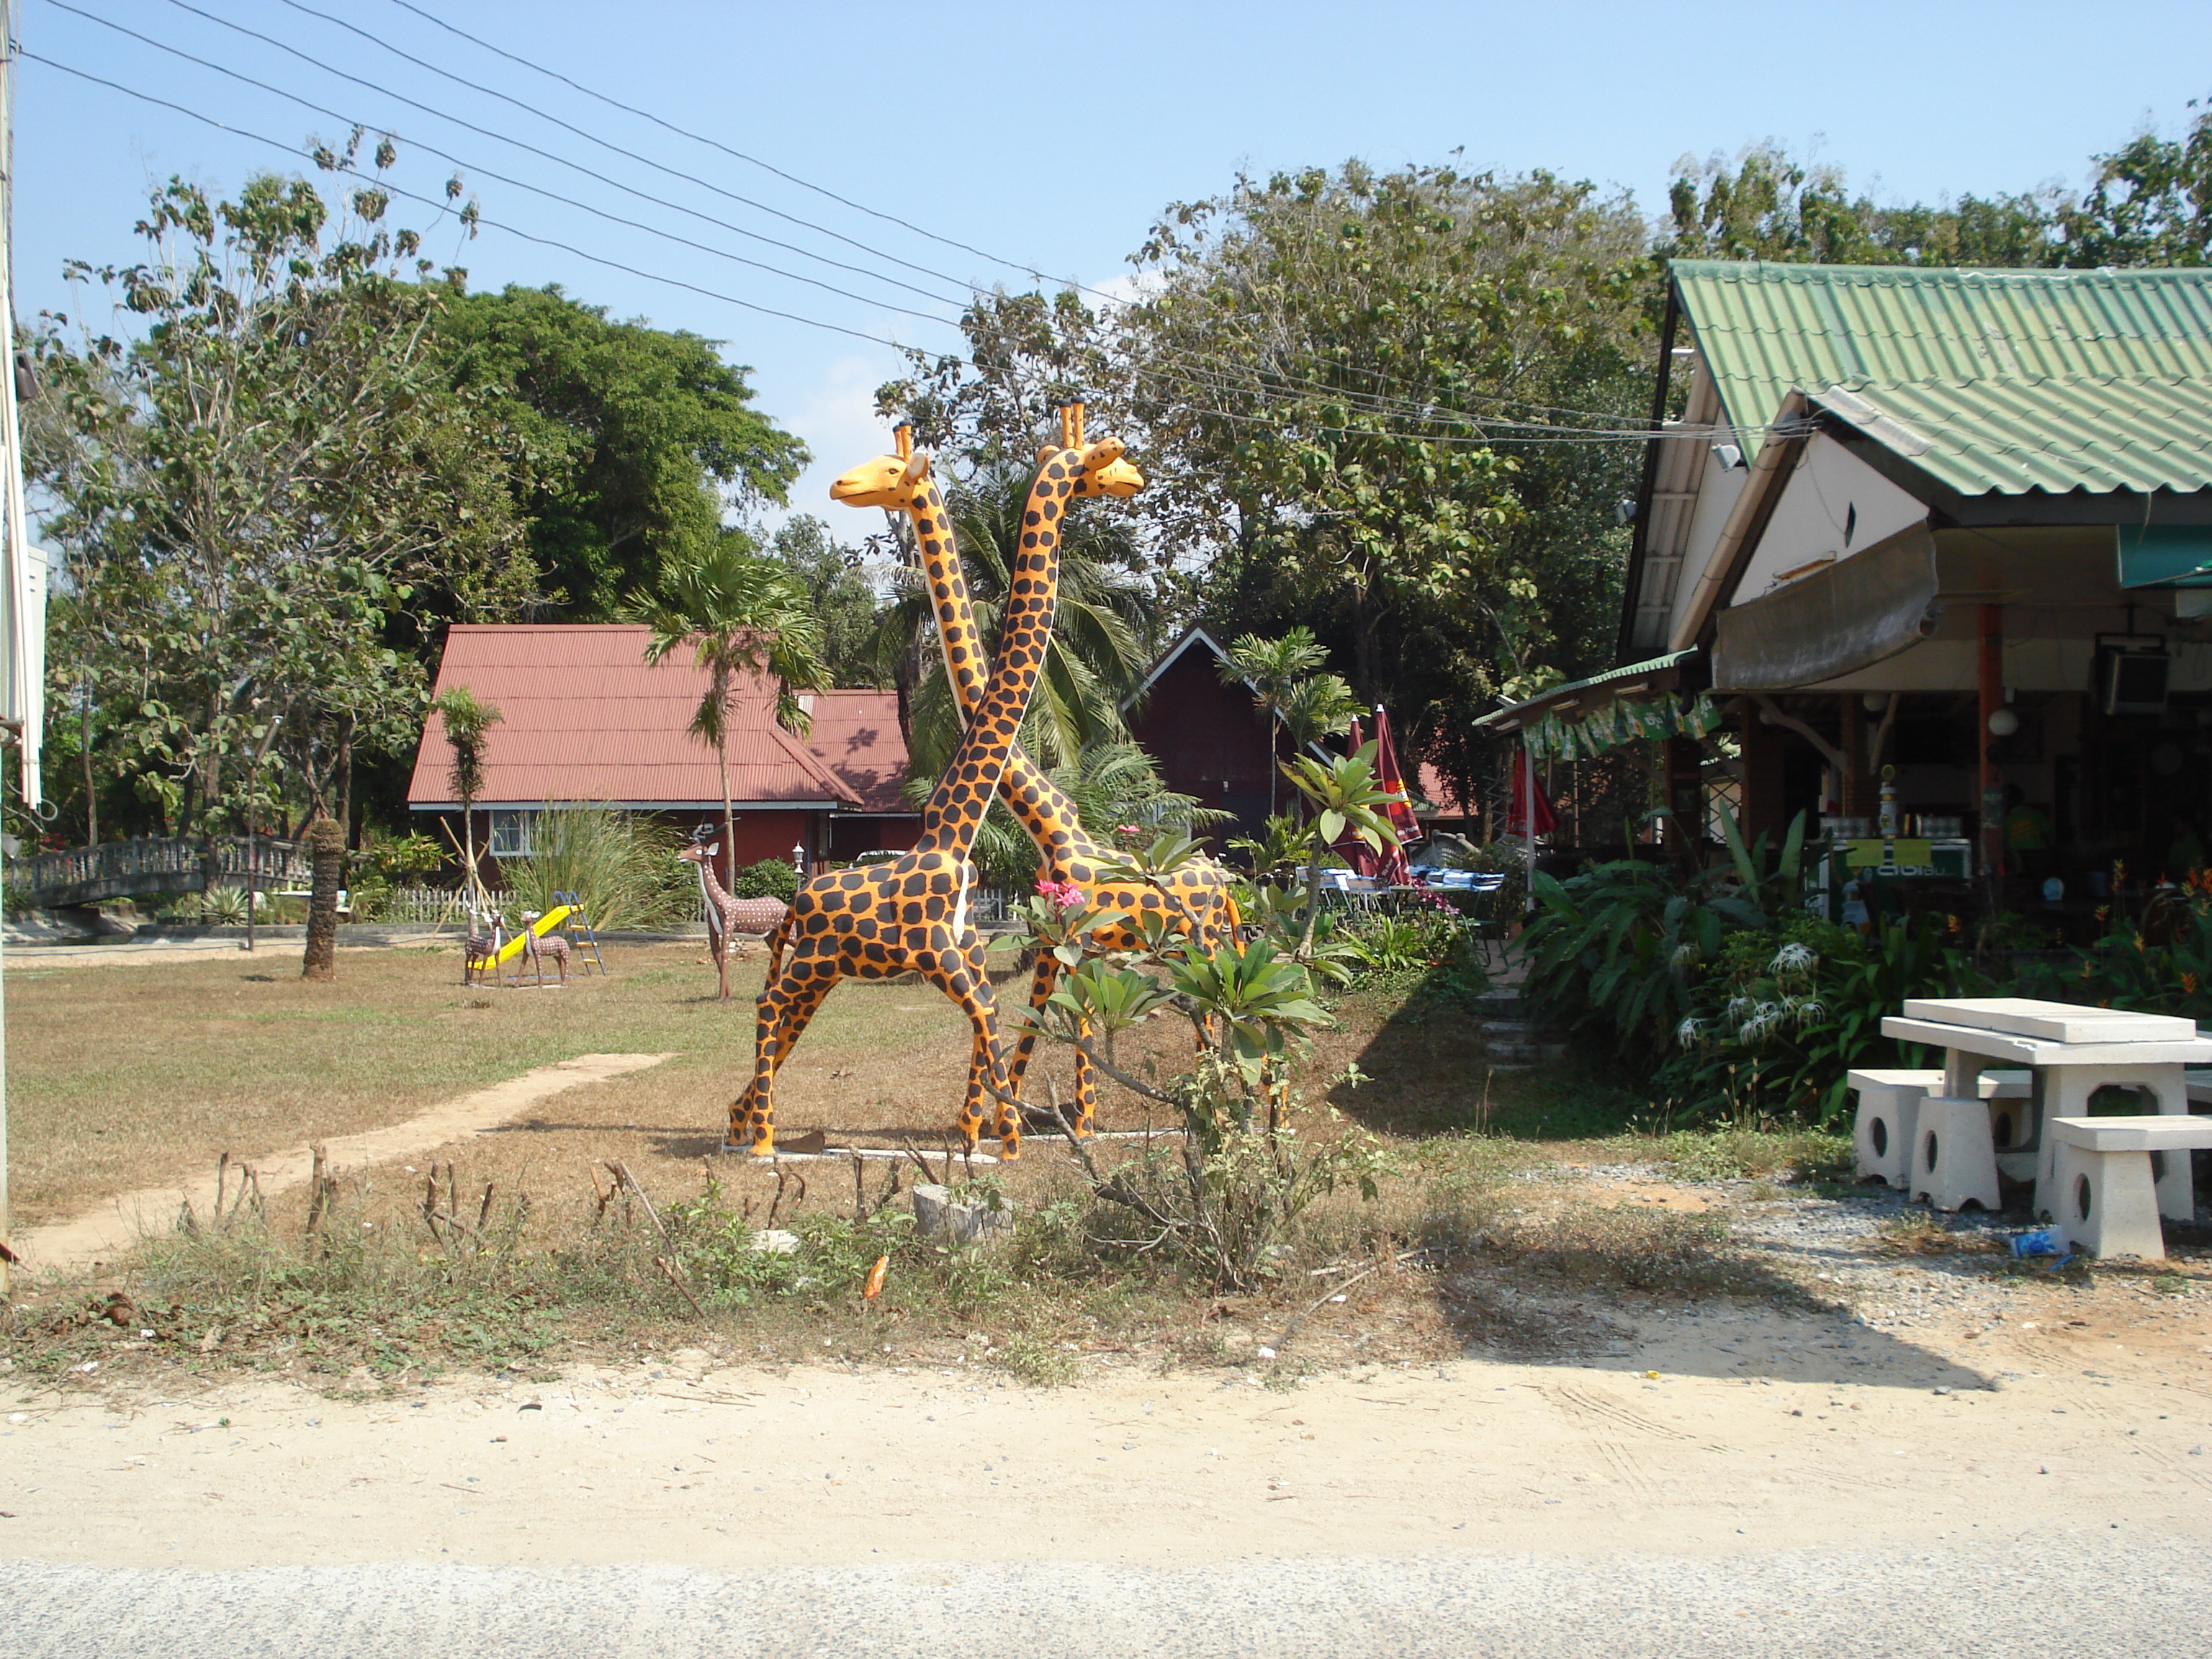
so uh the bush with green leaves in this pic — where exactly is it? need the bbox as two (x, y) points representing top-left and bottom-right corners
(1012, 842), (1390, 1290)
(729, 857), (798, 903)
(2013, 870), (2212, 1020)
(1523, 813), (1970, 1125)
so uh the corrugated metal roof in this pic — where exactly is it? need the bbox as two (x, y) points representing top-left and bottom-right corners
(1474, 649), (1700, 729)
(1673, 261), (2212, 497)
(803, 689), (912, 814)
(406, 625), (873, 809)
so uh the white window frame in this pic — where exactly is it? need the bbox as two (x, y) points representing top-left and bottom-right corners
(487, 809), (536, 858)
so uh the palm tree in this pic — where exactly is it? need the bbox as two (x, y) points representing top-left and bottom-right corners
(1220, 629), (1357, 814)
(633, 538), (829, 892)
(432, 684), (502, 915)
(876, 458), (1153, 783)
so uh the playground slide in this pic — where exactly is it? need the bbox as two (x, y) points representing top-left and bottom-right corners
(489, 905), (574, 967)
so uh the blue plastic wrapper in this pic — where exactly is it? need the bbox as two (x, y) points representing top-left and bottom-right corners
(2011, 1228), (2064, 1257)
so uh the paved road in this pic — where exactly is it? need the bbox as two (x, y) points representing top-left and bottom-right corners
(9, 1537), (2208, 1658)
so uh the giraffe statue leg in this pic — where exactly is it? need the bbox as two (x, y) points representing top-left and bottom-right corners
(920, 953), (1017, 1159)
(1004, 950), (1102, 1140)
(729, 952), (839, 1154)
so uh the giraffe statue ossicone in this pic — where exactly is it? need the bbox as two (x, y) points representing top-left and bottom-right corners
(729, 419), (1139, 1158)
(832, 407), (1239, 1138)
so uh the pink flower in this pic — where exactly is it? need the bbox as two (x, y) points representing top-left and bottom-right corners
(1035, 878), (1084, 911)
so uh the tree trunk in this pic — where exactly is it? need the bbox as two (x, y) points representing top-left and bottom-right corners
(300, 815), (346, 981)
(462, 802), (479, 914)
(79, 672), (96, 847)
(334, 712), (354, 851)
(716, 669), (737, 894)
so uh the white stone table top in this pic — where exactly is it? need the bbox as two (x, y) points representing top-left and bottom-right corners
(1900, 997), (2195, 1045)
(1879, 1017), (2212, 1068)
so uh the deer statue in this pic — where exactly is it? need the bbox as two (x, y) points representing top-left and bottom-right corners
(832, 408), (1240, 1138)
(726, 412), (1143, 1159)
(516, 912), (572, 986)
(680, 835), (790, 1000)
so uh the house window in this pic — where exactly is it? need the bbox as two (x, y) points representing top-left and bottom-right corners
(487, 810), (536, 858)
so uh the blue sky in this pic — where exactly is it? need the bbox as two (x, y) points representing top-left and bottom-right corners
(19, 1), (2212, 526)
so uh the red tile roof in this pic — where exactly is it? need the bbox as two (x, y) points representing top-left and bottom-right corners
(802, 689), (912, 814)
(1415, 761), (1477, 819)
(407, 625), (907, 811)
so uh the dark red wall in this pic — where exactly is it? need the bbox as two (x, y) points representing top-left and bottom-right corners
(1127, 651), (1281, 844)
(829, 814), (921, 860)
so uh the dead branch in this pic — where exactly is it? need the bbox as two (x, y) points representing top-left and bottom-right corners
(653, 1255), (706, 1319)
(606, 1161), (673, 1252)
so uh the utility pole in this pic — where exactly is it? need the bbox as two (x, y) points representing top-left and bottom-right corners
(0, 0), (32, 1296)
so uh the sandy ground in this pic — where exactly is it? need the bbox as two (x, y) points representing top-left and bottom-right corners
(5, 1303), (2212, 1577)
(12, 1053), (673, 1272)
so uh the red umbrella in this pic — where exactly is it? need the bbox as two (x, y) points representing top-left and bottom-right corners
(1367, 706), (1421, 884)
(1332, 709), (1421, 884)
(1506, 747), (1556, 840)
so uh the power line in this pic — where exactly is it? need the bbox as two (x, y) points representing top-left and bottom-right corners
(131, 0), (976, 323)
(22, 50), (921, 352)
(379, 0), (1100, 295)
(49, 1), (972, 330)
(243, 0), (994, 300)
(369, 0), (1668, 436)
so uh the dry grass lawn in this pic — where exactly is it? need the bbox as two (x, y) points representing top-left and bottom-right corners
(7, 938), (1421, 1232)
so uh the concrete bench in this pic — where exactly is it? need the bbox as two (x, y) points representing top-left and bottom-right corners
(2046, 1115), (2212, 1261)
(1851, 1068), (2031, 1191)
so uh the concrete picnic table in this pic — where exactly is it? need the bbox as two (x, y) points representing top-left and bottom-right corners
(1879, 997), (2212, 1222)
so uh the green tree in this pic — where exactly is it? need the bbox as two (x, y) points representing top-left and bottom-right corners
(1660, 145), (2059, 266)
(432, 684), (502, 913)
(435, 283), (809, 619)
(2061, 97), (2212, 266)
(32, 138), (536, 846)
(633, 540), (829, 891)
(769, 514), (884, 688)
(1218, 628), (1355, 815)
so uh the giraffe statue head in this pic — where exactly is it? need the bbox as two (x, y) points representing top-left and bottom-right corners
(829, 423), (932, 509)
(1053, 403), (1144, 497)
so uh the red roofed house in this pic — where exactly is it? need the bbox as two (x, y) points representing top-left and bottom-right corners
(406, 624), (919, 874)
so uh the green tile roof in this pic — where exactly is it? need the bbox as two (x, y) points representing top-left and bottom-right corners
(1672, 261), (2212, 498)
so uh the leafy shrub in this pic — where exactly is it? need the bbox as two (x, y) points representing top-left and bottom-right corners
(2013, 870), (2212, 1019)
(730, 857), (798, 902)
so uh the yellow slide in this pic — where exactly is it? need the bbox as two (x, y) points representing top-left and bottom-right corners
(489, 905), (574, 967)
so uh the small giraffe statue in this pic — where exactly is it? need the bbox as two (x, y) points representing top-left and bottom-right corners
(729, 417), (1140, 1158)
(680, 839), (789, 999)
(833, 408), (1240, 1137)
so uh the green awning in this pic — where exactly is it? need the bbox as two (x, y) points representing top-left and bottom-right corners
(2118, 524), (2212, 590)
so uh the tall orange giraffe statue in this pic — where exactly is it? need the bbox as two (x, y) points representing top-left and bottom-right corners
(729, 420), (1141, 1158)
(833, 407), (1240, 1138)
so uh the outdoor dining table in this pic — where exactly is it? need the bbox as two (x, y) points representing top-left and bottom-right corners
(1879, 997), (2212, 1222)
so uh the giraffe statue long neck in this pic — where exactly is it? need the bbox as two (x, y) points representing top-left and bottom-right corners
(911, 451), (1067, 861)
(907, 472), (1102, 866)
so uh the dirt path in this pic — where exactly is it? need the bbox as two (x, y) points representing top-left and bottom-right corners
(5, 1308), (2211, 1574)
(11, 1053), (673, 1271)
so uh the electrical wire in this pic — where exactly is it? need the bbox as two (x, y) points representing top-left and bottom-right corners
(234, 0), (992, 299)
(22, 50), (922, 352)
(49, 0), (973, 330)
(346, 0), (1680, 436)
(125, 0), (976, 323)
